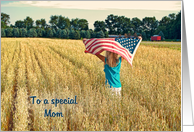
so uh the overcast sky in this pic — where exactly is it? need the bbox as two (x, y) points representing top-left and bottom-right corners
(1, 1), (181, 29)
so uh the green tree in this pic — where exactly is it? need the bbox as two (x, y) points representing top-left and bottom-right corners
(36, 28), (44, 37)
(1, 12), (10, 26)
(61, 29), (68, 39)
(40, 19), (46, 29)
(47, 29), (53, 38)
(49, 15), (58, 29)
(85, 30), (91, 39)
(35, 20), (42, 28)
(70, 18), (79, 30)
(15, 20), (25, 28)
(56, 15), (70, 29)
(74, 30), (80, 39)
(69, 30), (75, 39)
(141, 32), (147, 40)
(131, 17), (142, 33)
(105, 14), (116, 35)
(66, 29), (70, 39)
(104, 31), (109, 38)
(24, 16), (34, 30)
(6, 28), (13, 37)
(12, 28), (19, 37)
(78, 19), (88, 30)
(80, 30), (86, 38)
(142, 16), (158, 38)
(90, 30), (96, 38)
(96, 30), (105, 38)
(27, 28), (37, 37)
(1, 21), (7, 28)
(94, 21), (106, 32)
(19, 28), (27, 37)
(56, 29), (62, 38)
(52, 28), (56, 37)
(1, 28), (6, 37)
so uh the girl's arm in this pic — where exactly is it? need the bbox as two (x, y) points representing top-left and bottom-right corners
(95, 54), (105, 63)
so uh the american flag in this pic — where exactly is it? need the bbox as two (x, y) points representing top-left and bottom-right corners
(83, 37), (142, 67)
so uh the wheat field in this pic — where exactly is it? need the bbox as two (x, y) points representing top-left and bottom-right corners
(1, 38), (181, 131)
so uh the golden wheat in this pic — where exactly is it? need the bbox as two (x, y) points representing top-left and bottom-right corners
(1, 38), (181, 131)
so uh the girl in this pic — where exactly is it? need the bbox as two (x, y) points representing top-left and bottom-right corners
(85, 50), (124, 96)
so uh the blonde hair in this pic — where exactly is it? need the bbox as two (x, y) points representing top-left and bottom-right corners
(106, 51), (119, 67)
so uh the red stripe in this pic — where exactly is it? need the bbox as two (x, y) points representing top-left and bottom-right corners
(85, 38), (115, 49)
(85, 39), (98, 49)
(85, 38), (96, 47)
(87, 41), (132, 59)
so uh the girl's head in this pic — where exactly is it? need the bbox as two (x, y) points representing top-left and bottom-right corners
(106, 51), (119, 67)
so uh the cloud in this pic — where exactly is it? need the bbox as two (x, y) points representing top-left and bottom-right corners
(1, 1), (181, 11)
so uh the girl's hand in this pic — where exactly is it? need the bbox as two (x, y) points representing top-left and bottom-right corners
(138, 36), (142, 40)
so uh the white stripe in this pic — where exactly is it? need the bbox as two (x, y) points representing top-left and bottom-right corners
(86, 39), (124, 49)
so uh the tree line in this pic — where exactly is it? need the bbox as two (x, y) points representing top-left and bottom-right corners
(1, 11), (181, 40)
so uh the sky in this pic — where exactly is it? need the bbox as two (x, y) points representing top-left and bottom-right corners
(1, 1), (182, 30)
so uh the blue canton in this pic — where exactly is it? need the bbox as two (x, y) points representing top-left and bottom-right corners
(115, 38), (140, 54)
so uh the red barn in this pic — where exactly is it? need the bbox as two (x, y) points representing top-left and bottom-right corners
(151, 35), (161, 41)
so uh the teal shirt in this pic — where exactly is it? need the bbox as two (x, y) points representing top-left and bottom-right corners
(104, 57), (122, 88)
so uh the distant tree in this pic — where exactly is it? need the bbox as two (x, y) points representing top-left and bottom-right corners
(1, 21), (7, 28)
(85, 30), (91, 39)
(74, 30), (80, 39)
(6, 28), (13, 37)
(141, 32), (147, 40)
(69, 30), (75, 39)
(35, 20), (42, 28)
(40, 19), (46, 29)
(94, 21), (106, 32)
(158, 31), (165, 40)
(61, 29), (68, 39)
(24, 16), (34, 30)
(56, 29), (62, 38)
(78, 19), (88, 30)
(131, 17), (142, 33)
(47, 29), (53, 38)
(58, 15), (70, 29)
(80, 30), (86, 38)
(52, 28), (56, 37)
(1, 12), (10, 26)
(12, 28), (19, 37)
(10, 24), (15, 28)
(70, 18), (79, 30)
(104, 31), (109, 38)
(27, 28), (37, 37)
(19, 28), (27, 37)
(96, 30), (105, 38)
(36, 28), (44, 37)
(90, 30), (96, 38)
(15, 20), (25, 28)
(49, 15), (58, 29)
(1, 28), (6, 37)
(66, 29), (70, 39)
